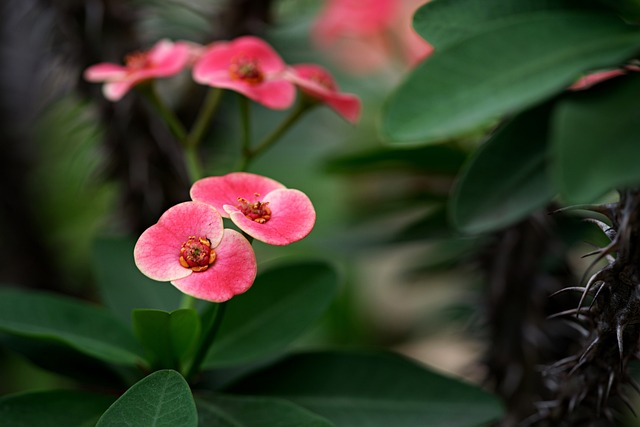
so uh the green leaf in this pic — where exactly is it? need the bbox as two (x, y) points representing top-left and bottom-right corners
(0, 390), (115, 427)
(552, 74), (640, 203)
(97, 370), (197, 427)
(132, 309), (201, 370)
(196, 394), (335, 427)
(450, 103), (555, 234)
(413, 0), (602, 50)
(92, 236), (182, 325)
(384, 10), (640, 145)
(226, 351), (503, 427)
(0, 287), (144, 367)
(597, 0), (640, 22)
(325, 144), (466, 175)
(0, 335), (129, 388)
(203, 261), (339, 369)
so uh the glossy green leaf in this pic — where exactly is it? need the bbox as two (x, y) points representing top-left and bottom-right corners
(552, 74), (640, 203)
(97, 370), (197, 427)
(0, 390), (115, 427)
(0, 287), (144, 367)
(196, 394), (335, 427)
(203, 261), (339, 369)
(450, 104), (555, 234)
(413, 0), (602, 49)
(92, 236), (182, 325)
(226, 351), (503, 427)
(384, 10), (640, 145)
(325, 144), (466, 175)
(132, 309), (201, 370)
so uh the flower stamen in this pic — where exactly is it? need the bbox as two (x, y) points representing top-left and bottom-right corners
(229, 57), (264, 85)
(124, 52), (151, 70)
(179, 236), (216, 272)
(237, 193), (271, 224)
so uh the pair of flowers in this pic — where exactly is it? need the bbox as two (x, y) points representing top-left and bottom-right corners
(84, 36), (360, 123)
(134, 172), (315, 302)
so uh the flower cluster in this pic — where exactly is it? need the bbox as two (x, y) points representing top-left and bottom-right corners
(134, 173), (315, 302)
(85, 36), (360, 122)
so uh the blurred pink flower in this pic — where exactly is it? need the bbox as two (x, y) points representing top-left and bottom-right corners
(286, 64), (361, 123)
(192, 36), (295, 110)
(84, 39), (191, 101)
(570, 66), (640, 90)
(134, 202), (257, 302)
(190, 172), (316, 246)
(311, 0), (433, 74)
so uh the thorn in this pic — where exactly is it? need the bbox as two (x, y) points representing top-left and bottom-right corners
(568, 356), (589, 376)
(617, 323), (625, 363)
(588, 282), (607, 310)
(581, 248), (605, 259)
(570, 337), (599, 375)
(605, 371), (615, 401)
(597, 383), (604, 416)
(550, 286), (586, 297)
(576, 271), (602, 316)
(547, 307), (590, 319)
(568, 393), (579, 413)
(583, 218), (616, 240)
(547, 355), (578, 371)
(562, 319), (589, 337)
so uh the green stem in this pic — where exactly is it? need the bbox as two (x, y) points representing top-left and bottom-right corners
(184, 144), (204, 183)
(140, 83), (188, 143)
(239, 95), (252, 157)
(179, 294), (196, 310)
(187, 88), (223, 148)
(185, 301), (228, 381)
(240, 101), (312, 171)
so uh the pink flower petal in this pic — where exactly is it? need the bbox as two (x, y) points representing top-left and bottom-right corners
(288, 64), (361, 123)
(226, 188), (316, 246)
(324, 92), (361, 123)
(229, 36), (287, 73)
(103, 81), (134, 101)
(149, 40), (191, 76)
(83, 63), (128, 81)
(569, 69), (627, 91)
(172, 229), (257, 302)
(134, 202), (224, 281)
(190, 173), (286, 218)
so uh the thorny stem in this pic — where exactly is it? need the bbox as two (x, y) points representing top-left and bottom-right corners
(533, 189), (640, 426)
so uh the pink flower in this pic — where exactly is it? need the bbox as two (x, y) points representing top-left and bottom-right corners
(570, 66), (640, 90)
(190, 172), (316, 246)
(311, 0), (432, 74)
(192, 36), (295, 110)
(134, 201), (257, 302)
(84, 39), (191, 101)
(286, 64), (361, 123)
